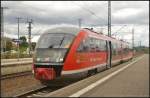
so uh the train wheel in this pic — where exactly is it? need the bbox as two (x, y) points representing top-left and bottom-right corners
(94, 68), (98, 74)
(87, 70), (92, 76)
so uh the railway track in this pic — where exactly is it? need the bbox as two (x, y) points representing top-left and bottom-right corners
(13, 77), (86, 97)
(14, 85), (48, 97)
(14, 85), (65, 97)
(1, 71), (32, 80)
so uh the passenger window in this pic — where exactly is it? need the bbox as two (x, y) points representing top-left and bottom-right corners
(100, 40), (107, 51)
(84, 38), (91, 52)
(77, 37), (106, 53)
(89, 38), (96, 52)
(95, 39), (101, 52)
(77, 37), (90, 52)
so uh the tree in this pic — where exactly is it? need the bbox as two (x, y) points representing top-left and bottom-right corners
(6, 40), (12, 51)
(19, 36), (29, 53)
(19, 36), (28, 47)
(20, 36), (27, 42)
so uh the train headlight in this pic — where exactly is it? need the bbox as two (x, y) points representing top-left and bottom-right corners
(37, 58), (41, 61)
(56, 57), (64, 62)
(59, 58), (64, 62)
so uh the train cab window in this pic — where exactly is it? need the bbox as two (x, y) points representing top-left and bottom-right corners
(35, 33), (75, 63)
(37, 33), (75, 49)
(60, 36), (75, 48)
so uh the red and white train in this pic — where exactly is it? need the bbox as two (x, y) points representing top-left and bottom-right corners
(32, 26), (133, 84)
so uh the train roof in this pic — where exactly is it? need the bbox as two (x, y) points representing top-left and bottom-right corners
(83, 28), (129, 45)
(44, 26), (80, 36)
(43, 27), (129, 45)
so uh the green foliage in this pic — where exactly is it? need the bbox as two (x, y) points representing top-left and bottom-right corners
(19, 36), (29, 52)
(20, 36), (27, 42)
(6, 40), (12, 51)
(20, 42), (28, 48)
(1, 36), (35, 59)
(134, 46), (149, 54)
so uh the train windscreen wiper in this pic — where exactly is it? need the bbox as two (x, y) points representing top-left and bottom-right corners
(59, 37), (65, 48)
(48, 37), (65, 49)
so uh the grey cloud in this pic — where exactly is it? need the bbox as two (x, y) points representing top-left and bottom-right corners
(1, 1), (149, 46)
(2, 1), (108, 26)
(112, 11), (149, 25)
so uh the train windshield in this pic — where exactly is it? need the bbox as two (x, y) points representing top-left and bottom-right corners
(36, 33), (75, 49)
(35, 33), (75, 63)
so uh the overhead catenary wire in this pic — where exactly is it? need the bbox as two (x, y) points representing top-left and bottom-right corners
(111, 25), (127, 36)
(83, 1), (108, 17)
(72, 1), (108, 26)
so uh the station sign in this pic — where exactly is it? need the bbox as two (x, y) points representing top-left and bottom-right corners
(12, 39), (23, 43)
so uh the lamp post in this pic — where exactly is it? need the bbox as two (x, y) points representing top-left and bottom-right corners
(1, 7), (9, 53)
(16, 17), (23, 61)
(108, 1), (111, 36)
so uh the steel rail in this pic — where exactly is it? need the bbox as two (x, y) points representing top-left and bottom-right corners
(1, 71), (32, 80)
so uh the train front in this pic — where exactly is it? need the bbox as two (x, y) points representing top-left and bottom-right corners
(32, 28), (77, 80)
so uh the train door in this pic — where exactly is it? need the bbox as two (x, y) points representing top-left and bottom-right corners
(106, 41), (112, 68)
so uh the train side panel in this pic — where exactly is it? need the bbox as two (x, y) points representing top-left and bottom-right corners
(62, 30), (107, 74)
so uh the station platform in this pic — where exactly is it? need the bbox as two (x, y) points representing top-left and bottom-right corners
(44, 54), (149, 97)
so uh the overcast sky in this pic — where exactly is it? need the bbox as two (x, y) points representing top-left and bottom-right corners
(1, 1), (149, 47)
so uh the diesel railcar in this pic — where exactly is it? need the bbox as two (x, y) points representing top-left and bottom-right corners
(32, 27), (133, 84)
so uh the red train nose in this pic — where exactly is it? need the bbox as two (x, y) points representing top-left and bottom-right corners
(35, 68), (56, 80)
